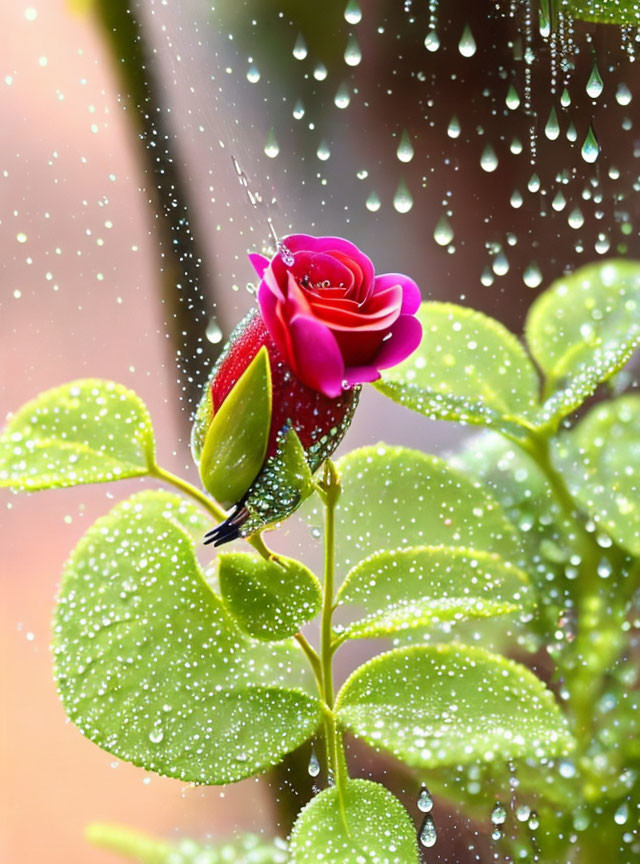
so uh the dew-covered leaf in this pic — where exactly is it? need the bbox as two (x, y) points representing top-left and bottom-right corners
(554, 395), (640, 557)
(525, 261), (640, 427)
(567, 1), (640, 25)
(334, 546), (532, 641)
(125, 488), (212, 541)
(335, 644), (574, 769)
(54, 492), (320, 784)
(288, 778), (419, 864)
(324, 444), (520, 579)
(375, 302), (539, 438)
(0, 379), (155, 491)
(87, 823), (289, 863)
(219, 552), (322, 641)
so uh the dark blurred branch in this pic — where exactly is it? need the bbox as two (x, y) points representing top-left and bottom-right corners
(91, 0), (221, 416)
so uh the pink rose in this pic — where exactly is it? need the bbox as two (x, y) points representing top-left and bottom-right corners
(249, 234), (422, 398)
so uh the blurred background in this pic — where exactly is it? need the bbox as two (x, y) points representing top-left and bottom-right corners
(2, 0), (639, 861)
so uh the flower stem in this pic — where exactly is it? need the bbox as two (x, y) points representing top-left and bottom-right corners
(149, 463), (272, 561)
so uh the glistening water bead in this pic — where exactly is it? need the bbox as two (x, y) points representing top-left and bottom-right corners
(417, 785), (434, 813)
(419, 814), (437, 848)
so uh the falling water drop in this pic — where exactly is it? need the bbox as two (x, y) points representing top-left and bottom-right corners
(246, 64), (260, 83)
(491, 802), (507, 826)
(481, 266), (494, 287)
(545, 106), (560, 140)
(510, 137), (523, 155)
(614, 802), (629, 825)
(568, 207), (584, 229)
(365, 191), (381, 212)
(581, 125), (600, 163)
(419, 815), (438, 848)
(447, 115), (461, 138)
(566, 122), (578, 142)
(344, 0), (362, 25)
(264, 128), (280, 158)
(313, 63), (328, 81)
(505, 84), (520, 110)
(528, 172), (541, 193)
(293, 100), (305, 120)
(393, 180), (413, 213)
(396, 129), (414, 163)
(308, 749), (321, 777)
(523, 261), (543, 288)
(480, 143), (498, 172)
(417, 785), (434, 813)
(434, 214), (454, 246)
(510, 189), (523, 208)
(458, 24), (477, 58)
(293, 33), (308, 61)
(317, 140), (331, 161)
(344, 34), (362, 66)
(424, 30), (440, 52)
(552, 189), (567, 211)
(334, 83), (351, 109)
(586, 61), (604, 99)
(561, 87), (571, 107)
(205, 317), (222, 344)
(492, 251), (509, 276)
(615, 83), (632, 106)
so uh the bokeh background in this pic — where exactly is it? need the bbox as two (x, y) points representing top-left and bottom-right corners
(2, 1), (639, 861)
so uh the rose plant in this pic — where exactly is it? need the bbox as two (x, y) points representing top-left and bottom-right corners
(2, 241), (639, 863)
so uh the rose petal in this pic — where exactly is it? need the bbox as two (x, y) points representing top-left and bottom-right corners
(343, 365), (382, 386)
(248, 253), (270, 279)
(283, 234), (375, 295)
(258, 280), (290, 359)
(288, 314), (345, 398)
(374, 273), (422, 314)
(374, 314), (423, 370)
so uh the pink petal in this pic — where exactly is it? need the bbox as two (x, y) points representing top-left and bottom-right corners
(283, 234), (375, 292)
(374, 273), (421, 314)
(374, 314), (423, 370)
(288, 314), (345, 398)
(248, 253), (270, 279)
(258, 280), (289, 358)
(343, 365), (382, 386)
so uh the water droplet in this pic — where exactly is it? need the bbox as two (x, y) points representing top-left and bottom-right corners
(308, 748), (321, 777)
(545, 106), (560, 140)
(264, 128), (280, 159)
(506, 84), (520, 110)
(581, 125), (600, 163)
(523, 261), (543, 288)
(424, 30), (440, 52)
(206, 318), (222, 344)
(510, 189), (523, 209)
(510, 137), (523, 155)
(561, 87), (571, 107)
(458, 24), (477, 58)
(492, 251), (509, 276)
(293, 99), (305, 120)
(313, 63), (328, 81)
(344, 0), (362, 25)
(434, 214), (454, 246)
(559, 758), (577, 778)
(419, 815), (437, 848)
(552, 189), (567, 212)
(344, 34), (362, 66)
(614, 802), (629, 825)
(334, 83), (351, 109)
(481, 266), (494, 287)
(447, 115), (461, 138)
(317, 140), (331, 161)
(417, 785), (434, 813)
(480, 143), (498, 172)
(566, 122), (578, 142)
(393, 180), (413, 213)
(365, 191), (381, 212)
(246, 64), (260, 84)
(16, 232), (27, 244)
(586, 61), (604, 99)
(528, 172), (541, 193)
(516, 804), (531, 823)
(616, 83), (632, 106)
(528, 810), (539, 830)
(293, 33), (308, 61)
(149, 728), (164, 744)
(491, 803), (507, 826)
(396, 129), (414, 163)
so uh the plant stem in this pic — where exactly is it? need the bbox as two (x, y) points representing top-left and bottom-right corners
(149, 463), (272, 561)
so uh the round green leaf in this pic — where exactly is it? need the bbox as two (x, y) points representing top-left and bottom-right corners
(336, 644), (574, 769)
(375, 302), (539, 437)
(0, 379), (155, 490)
(289, 779), (419, 864)
(554, 394), (640, 556)
(219, 552), (322, 641)
(334, 546), (532, 640)
(199, 346), (272, 507)
(54, 492), (320, 784)
(567, 0), (640, 25)
(322, 444), (521, 579)
(525, 261), (640, 426)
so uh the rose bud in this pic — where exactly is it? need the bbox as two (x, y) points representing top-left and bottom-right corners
(192, 234), (422, 546)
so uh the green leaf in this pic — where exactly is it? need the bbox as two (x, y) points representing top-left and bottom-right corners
(289, 778), (419, 864)
(0, 379), (154, 491)
(87, 823), (289, 863)
(335, 644), (574, 769)
(318, 444), (521, 580)
(54, 491), (320, 784)
(219, 552), (322, 641)
(566, 0), (640, 25)
(199, 346), (272, 507)
(525, 261), (640, 426)
(334, 546), (532, 641)
(375, 302), (539, 438)
(554, 395), (640, 556)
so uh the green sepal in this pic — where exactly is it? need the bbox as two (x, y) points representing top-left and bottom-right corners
(199, 345), (272, 507)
